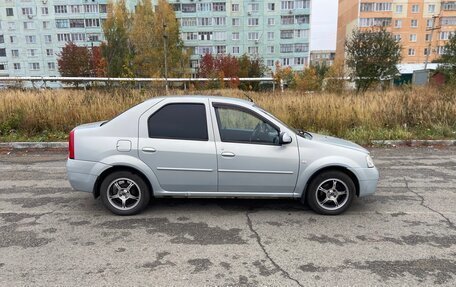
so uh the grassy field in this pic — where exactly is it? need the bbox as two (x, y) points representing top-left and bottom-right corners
(0, 87), (455, 144)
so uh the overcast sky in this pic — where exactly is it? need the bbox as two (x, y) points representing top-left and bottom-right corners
(310, 0), (338, 51)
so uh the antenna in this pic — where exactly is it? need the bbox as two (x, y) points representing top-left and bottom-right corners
(244, 93), (254, 102)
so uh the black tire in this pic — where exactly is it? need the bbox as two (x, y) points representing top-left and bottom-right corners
(100, 171), (150, 216)
(305, 170), (355, 215)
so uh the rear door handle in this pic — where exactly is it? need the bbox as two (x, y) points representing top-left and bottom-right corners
(221, 152), (235, 158)
(142, 147), (156, 153)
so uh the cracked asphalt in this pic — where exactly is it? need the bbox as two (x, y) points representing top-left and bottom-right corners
(0, 147), (455, 286)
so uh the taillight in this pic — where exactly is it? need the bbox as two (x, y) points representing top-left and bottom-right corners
(69, 129), (75, 159)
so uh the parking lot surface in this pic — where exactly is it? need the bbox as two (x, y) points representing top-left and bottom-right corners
(0, 147), (455, 286)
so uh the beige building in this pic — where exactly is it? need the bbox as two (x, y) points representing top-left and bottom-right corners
(336, 1), (456, 64)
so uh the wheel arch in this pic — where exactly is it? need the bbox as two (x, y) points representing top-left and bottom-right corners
(93, 165), (153, 199)
(301, 166), (360, 202)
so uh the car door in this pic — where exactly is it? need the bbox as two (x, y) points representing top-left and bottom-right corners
(211, 102), (300, 195)
(138, 99), (217, 193)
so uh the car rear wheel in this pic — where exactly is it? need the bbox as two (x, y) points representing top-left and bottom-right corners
(100, 171), (150, 215)
(306, 170), (355, 215)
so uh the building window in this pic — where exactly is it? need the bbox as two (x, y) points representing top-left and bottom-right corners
(22, 7), (33, 15)
(44, 35), (52, 44)
(423, 48), (430, 56)
(428, 4), (435, 13)
(426, 19), (433, 28)
(440, 31), (455, 40)
(248, 18), (259, 26)
(411, 4), (419, 13)
(198, 32), (212, 41)
(231, 4), (239, 12)
(182, 4), (196, 12)
(46, 49), (53, 56)
(393, 34), (401, 41)
(249, 3), (259, 12)
(442, 2), (456, 11)
(280, 30), (294, 39)
(395, 5), (403, 13)
(8, 22), (16, 30)
(232, 32), (239, 40)
(214, 31), (226, 40)
(267, 46), (274, 53)
(54, 5), (67, 14)
(0, 63), (7, 70)
(268, 3), (275, 11)
(99, 4), (107, 13)
(359, 18), (392, 27)
(395, 20), (402, 28)
(11, 50), (19, 57)
(281, 1), (294, 10)
(268, 18), (275, 25)
(267, 32), (274, 40)
(71, 33), (85, 42)
(409, 34), (417, 42)
(212, 2), (226, 12)
(296, 0), (310, 9)
(361, 3), (391, 12)
(214, 17), (226, 26)
(41, 7), (48, 15)
(282, 58), (291, 66)
(48, 62), (56, 70)
(248, 32), (259, 40)
(425, 34), (431, 41)
(267, 60), (274, 67)
(248, 47), (258, 54)
(57, 33), (71, 42)
(280, 44), (294, 53)
(232, 46), (240, 54)
(0, 49), (5, 57)
(13, 63), (20, 70)
(0, 35), (3, 44)
(70, 5), (81, 13)
(216, 45), (226, 54)
(85, 19), (100, 27)
(181, 18), (197, 27)
(441, 17), (456, 26)
(6, 8), (14, 16)
(281, 16), (295, 25)
(70, 19), (85, 28)
(197, 3), (211, 12)
(411, 19), (418, 28)
(23, 22), (35, 29)
(84, 4), (98, 13)
(198, 17), (212, 26)
(56, 19), (69, 28)
(29, 63), (40, 71)
(295, 57), (307, 65)
(27, 49), (38, 57)
(232, 18), (240, 26)
(294, 43), (308, 52)
(10, 36), (16, 43)
(408, 48), (415, 56)
(25, 35), (37, 44)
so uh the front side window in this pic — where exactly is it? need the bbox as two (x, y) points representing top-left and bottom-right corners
(214, 105), (280, 145)
(148, 104), (208, 141)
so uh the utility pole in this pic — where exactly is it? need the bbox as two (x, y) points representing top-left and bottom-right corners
(163, 19), (169, 93)
(424, 15), (440, 70)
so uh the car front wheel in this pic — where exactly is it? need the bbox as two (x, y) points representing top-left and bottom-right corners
(100, 171), (150, 215)
(306, 170), (355, 215)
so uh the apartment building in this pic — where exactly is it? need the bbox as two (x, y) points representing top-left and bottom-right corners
(336, 1), (456, 64)
(0, 0), (108, 77)
(171, 0), (311, 75)
(0, 0), (312, 78)
(310, 50), (335, 66)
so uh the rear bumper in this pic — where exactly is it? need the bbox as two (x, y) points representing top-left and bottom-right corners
(66, 159), (110, 193)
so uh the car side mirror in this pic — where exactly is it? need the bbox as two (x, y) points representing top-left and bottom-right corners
(279, 132), (292, 145)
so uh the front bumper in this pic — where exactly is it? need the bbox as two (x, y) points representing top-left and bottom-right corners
(350, 167), (379, 197)
(66, 159), (110, 193)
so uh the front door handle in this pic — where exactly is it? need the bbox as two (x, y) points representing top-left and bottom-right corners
(142, 147), (156, 153)
(221, 152), (235, 158)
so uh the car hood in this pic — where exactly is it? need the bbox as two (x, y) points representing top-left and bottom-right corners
(307, 132), (368, 153)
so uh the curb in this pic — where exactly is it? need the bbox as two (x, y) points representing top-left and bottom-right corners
(371, 140), (456, 147)
(1, 140), (455, 150)
(0, 142), (68, 149)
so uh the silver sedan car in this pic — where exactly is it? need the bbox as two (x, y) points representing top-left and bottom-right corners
(67, 96), (378, 215)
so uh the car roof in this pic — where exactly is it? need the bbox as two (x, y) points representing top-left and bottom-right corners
(148, 95), (254, 106)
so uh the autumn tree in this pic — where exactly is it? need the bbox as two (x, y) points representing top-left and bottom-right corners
(90, 46), (107, 77)
(345, 28), (401, 93)
(102, 0), (133, 77)
(198, 53), (240, 88)
(130, 0), (187, 78)
(57, 42), (91, 87)
(238, 54), (266, 90)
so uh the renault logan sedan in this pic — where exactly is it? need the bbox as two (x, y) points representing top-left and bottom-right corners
(67, 96), (378, 216)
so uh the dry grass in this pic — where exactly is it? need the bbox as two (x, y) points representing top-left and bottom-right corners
(0, 87), (455, 143)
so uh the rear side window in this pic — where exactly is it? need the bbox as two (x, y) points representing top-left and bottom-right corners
(148, 103), (208, 141)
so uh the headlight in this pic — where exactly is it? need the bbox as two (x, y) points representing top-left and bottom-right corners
(366, 155), (375, 168)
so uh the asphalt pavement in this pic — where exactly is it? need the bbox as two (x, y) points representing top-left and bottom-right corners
(0, 147), (455, 286)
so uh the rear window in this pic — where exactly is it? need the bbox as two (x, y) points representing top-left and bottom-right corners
(148, 103), (208, 141)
